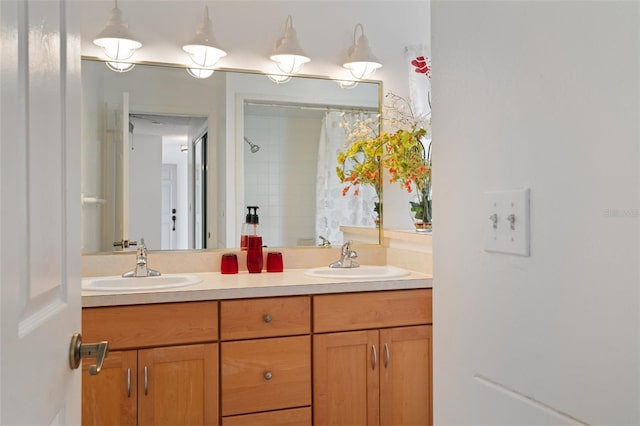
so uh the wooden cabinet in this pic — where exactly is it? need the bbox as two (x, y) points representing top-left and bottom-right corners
(313, 290), (433, 426)
(138, 344), (218, 425)
(220, 296), (311, 425)
(82, 350), (137, 426)
(81, 288), (431, 426)
(82, 302), (219, 426)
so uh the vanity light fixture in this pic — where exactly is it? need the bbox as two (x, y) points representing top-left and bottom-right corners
(186, 67), (216, 79)
(183, 6), (226, 79)
(343, 23), (382, 80)
(336, 80), (359, 89)
(267, 74), (292, 84)
(93, 0), (141, 73)
(269, 15), (310, 75)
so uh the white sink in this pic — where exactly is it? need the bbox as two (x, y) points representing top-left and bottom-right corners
(304, 265), (410, 280)
(82, 274), (202, 292)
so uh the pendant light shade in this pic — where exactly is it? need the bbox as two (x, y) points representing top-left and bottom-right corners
(269, 15), (310, 74)
(93, 0), (141, 72)
(267, 74), (292, 84)
(183, 6), (227, 69)
(343, 23), (382, 80)
(186, 67), (216, 79)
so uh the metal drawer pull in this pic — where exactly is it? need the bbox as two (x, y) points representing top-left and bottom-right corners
(371, 345), (377, 370)
(144, 366), (148, 395)
(264, 371), (273, 380)
(127, 368), (131, 397)
(263, 314), (272, 323)
(384, 343), (390, 368)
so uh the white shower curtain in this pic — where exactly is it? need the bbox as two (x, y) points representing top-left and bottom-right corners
(315, 111), (378, 246)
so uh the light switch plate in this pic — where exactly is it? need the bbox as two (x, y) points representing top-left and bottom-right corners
(484, 188), (530, 256)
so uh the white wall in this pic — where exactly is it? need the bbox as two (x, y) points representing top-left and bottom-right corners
(432, 1), (639, 424)
(244, 112), (322, 247)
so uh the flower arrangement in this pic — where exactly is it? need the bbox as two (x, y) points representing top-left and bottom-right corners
(381, 92), (432, 230)
(335, 113), (382, 197)
(336, 91), (432, 230)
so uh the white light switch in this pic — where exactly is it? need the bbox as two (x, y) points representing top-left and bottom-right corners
(484, 188), (530, 256)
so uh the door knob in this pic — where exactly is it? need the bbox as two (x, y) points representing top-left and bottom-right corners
(69, 333), (109, 376)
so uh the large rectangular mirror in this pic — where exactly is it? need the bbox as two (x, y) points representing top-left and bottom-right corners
(81, 58), (382, 253)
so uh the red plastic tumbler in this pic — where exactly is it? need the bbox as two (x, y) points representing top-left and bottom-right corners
(220, 253), (238, 274)
(266, 252), (283, 272)
(246, 235), (263, 273)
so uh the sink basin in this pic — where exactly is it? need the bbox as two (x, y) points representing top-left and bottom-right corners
(304, 265), (410, 280)
(82, 274), (202, 292)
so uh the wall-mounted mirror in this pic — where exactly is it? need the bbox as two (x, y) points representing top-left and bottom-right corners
(81, 58), (382, 253)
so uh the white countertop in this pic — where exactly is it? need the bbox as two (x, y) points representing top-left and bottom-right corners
(82, 269), (432, 308)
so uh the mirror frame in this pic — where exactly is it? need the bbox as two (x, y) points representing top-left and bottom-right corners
(81, 56), (385, 254)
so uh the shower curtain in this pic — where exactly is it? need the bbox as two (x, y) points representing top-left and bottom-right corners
(315, 111), (378, 246)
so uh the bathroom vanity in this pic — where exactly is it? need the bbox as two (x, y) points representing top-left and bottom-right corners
(80, 270), (432, 425)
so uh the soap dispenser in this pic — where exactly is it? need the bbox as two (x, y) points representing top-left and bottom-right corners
(244, 206), (263, 273)
(240, 206), (260, 250)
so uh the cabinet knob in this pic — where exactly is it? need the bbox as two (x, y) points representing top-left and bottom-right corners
(263, 314), (272, 323)
(264, 371), (273, 380)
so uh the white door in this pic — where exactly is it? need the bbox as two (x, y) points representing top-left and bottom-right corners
(161, 164), (178, 249)
(1, 1), (82, 424)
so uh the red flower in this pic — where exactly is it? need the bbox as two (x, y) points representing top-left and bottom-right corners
(411, 55), (431, 79)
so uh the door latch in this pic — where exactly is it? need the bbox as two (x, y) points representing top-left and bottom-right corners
(69, 333), (109, 375)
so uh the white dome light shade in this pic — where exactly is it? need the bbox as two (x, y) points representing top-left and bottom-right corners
(343, 23), (382, 80)
(93, 1), (141, 62)
(106, 61), (136, 73)
(267, 74), (292, 84)
(187, 67), (215, 79)
(336, 80), (359, 89)
(183, 6), (227, 68)
(269, 16), (310, 74)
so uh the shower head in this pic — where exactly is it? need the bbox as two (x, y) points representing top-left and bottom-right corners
(244, 137), (260, 153)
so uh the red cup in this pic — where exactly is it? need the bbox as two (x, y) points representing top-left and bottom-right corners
(246, 236), (263, 273)
(220, 253), (238, 274)
(266, 252), (283, 272)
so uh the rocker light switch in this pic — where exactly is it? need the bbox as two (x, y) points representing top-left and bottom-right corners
(484, 188), (530, 256)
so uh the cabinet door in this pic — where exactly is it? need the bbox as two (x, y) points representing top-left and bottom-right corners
(313, 330), (380, 426)
(138, 343), (219, 426)
(379, 326), (432, 426)
(82, 350), (137, 426)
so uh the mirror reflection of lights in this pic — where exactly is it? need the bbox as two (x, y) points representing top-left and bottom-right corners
(267, 74), (292, 84)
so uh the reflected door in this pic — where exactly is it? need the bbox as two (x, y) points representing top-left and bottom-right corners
(161, 164), (178, 249)
(193, 133), (207, 249)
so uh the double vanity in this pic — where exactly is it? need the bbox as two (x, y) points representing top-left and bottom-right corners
(80, 249), (433, 426)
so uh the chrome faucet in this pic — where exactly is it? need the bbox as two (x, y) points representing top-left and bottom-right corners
(318, 236), (331, 247)
(122, 239), (161, 277)
(329, 241), (360, 268)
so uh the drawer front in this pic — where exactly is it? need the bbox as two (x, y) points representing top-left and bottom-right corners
(314, 289), (432, 333)
(220, 296), (310, 340)
(221, 336), (311, 416)
(82, 301), (218, 350)
(222, 407), (311, 426)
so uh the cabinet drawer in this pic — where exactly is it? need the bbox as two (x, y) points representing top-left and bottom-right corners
(313, 289), (432, 333)
(221, 336), (311, 416)
(82, 301), (218, 350)
(222, 407), (311, 426)
(220, 296), (310, 340)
